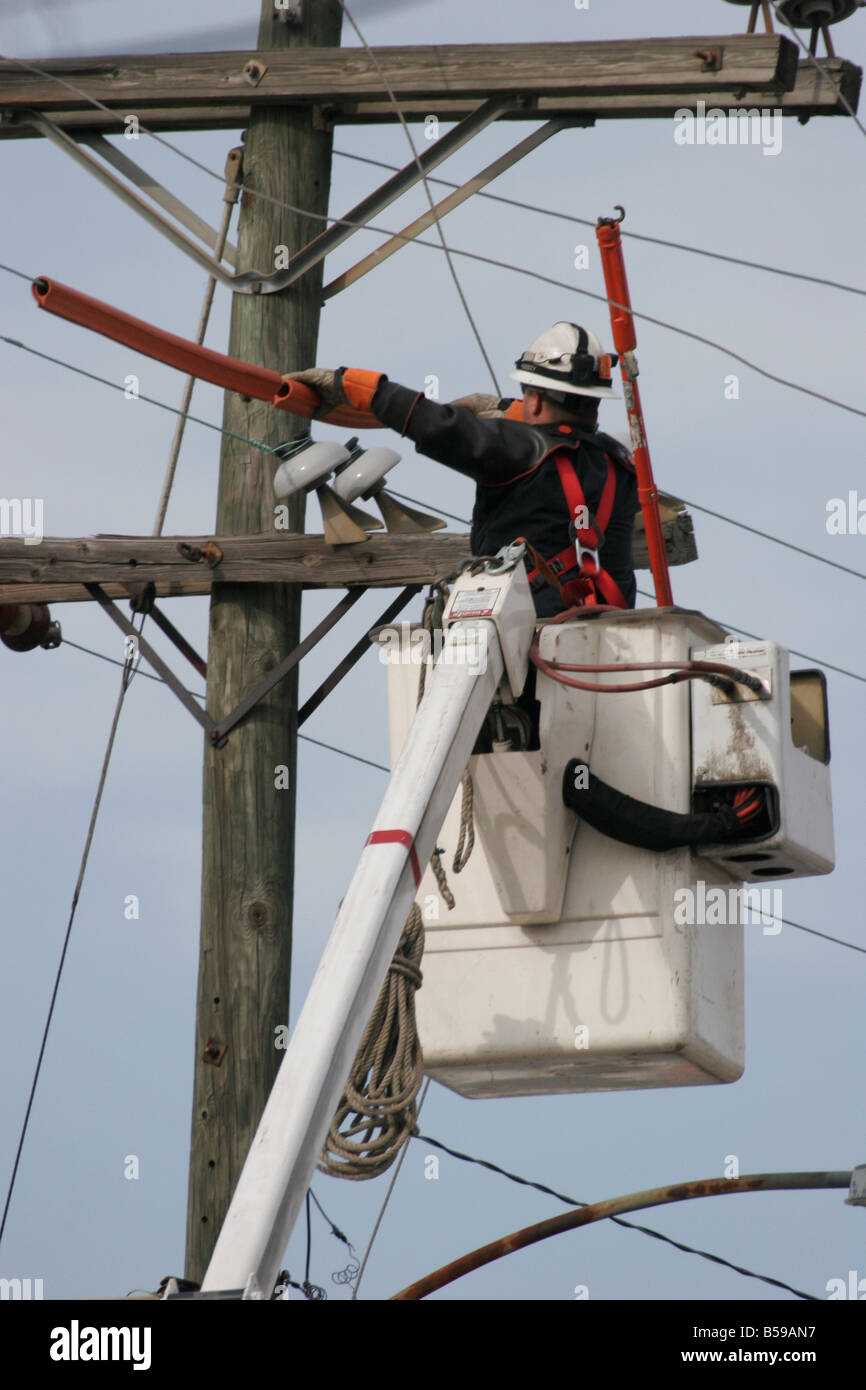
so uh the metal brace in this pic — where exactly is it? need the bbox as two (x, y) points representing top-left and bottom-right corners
(85, 583), (217, 737)
(89, 571), (402, 747)
(79, 133), (240, 267)
(21, 109), (297, 295)
(208, 589), (365, 746)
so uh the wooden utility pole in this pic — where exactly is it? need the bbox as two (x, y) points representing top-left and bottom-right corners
(185, 0), (343, 1284)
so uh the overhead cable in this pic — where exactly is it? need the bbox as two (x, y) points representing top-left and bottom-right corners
(414, 1133), (816, 1300)
(2, 53), (863, 420)
(337, 0), (500, 394)
(0, 632), (141, 1251)
(334, 149), (866, 301)
(61, 637), (865, 957)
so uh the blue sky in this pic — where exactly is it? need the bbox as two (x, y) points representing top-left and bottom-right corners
(0, 0), (864, 1302)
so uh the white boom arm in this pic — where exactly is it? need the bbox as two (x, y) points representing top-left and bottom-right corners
(200, 554), (535, 1297)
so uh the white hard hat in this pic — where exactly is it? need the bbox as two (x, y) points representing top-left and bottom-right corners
(509, 321), (620, 400)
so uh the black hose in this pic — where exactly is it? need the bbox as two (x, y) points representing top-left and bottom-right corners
(562, 759), (742, 853)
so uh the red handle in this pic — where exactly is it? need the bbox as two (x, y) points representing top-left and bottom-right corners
(594, 218), (673, 608)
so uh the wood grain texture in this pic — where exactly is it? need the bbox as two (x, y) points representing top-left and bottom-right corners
(0, 57), (856, 137)
(0, 38), (798, 109)
(0, 517), (697, 607)
(182, 1), (344, 1288)
(0, 533), (475, 603)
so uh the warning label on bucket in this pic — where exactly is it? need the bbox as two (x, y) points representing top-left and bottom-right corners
(449, 587), (499, 619)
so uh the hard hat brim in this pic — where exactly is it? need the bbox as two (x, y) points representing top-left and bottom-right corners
(508, 367), (619, 400)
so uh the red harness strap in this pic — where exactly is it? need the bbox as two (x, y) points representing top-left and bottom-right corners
(527, 448), (627, 609)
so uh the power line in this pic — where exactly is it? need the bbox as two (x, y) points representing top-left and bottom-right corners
(61, 636), (390, 771)
(16, 388), (860, 695)
(678, 495), (866, 584)
(391, 489), (866, 688)
(779, 916), (866, 956)
(307, 1189), (360, 1288)
(636, 588), (866, 687)
(298, 732), (388, 774)
(62, 633), (866, 957)
(3, 294), (862, 593)
(0, 331), (278, 455)
(6, 255), (863, 597)
(337, 0), (500, 395)
(0, 632), (142, 1252)
(4, 57), (865, 422)
(352, 1077), (431, 1300)
(414, 1133), (815, 1300)
(0, 259), (32, 281)
(390, 482), (866, 588)
(425, 243), (866, 420)
(334, 148), (866, 301)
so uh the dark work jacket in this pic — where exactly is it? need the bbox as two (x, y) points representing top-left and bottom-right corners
(370, 379), (639, 617)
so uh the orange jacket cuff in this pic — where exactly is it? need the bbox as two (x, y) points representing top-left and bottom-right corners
(341, 368), (385, 412)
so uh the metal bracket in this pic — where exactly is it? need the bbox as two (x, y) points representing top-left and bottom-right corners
(209, 589), (365, 746)
(149, 606), (208, 680)
(298, 586), (421, 726)
(122, 579), (209, 679)
(281, 96), (518, 290)
(21, 109), (295, 294)
(79, 133), (239, 267)
(85, 583), (217, 737)
(202, 1038), (227, 1067)
(88, 576), (414, 747)
(694, 47), (723, 72)
(177, 540), (224, 569)
(324, 118), (569, 300)
(243, 60), (268, 88)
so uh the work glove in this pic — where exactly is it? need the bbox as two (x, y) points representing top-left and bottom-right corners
(282, 366), (384, 416)
(449, 392), (506, 419)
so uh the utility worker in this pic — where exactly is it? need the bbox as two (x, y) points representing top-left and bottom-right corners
(285, 322), (639, 617)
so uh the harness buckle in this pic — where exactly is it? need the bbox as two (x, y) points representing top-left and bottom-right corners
(574, 539), (600, 573)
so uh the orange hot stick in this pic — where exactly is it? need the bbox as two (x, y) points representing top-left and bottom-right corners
(31, 277), (380, 429)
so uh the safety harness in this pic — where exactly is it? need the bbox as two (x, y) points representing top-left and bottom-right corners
(524, 447), (628, 610)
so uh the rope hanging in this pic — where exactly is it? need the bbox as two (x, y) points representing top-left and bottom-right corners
(317, 903), (425, 1180)
(319, 585), (475, 1179)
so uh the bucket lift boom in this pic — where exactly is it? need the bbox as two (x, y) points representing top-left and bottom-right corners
(199, 551), (536, 1298)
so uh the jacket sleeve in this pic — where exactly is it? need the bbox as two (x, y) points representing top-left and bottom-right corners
(370, 378), (544, 487)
